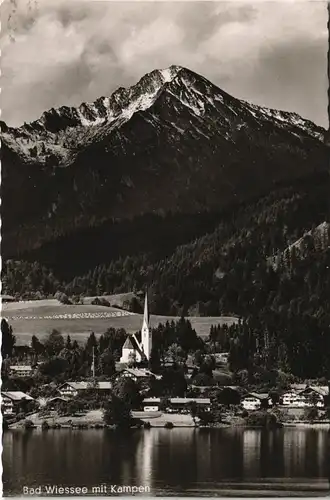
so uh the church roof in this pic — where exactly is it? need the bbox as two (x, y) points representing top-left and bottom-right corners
(123, 336), (136, 349)
(122, 335), (144, 357)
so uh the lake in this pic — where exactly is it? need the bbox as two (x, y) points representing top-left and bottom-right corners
(2, 428), (330, 496)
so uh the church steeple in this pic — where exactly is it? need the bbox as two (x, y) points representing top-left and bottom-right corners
(143, 292), (149, 325)
(141, 292), (152, 360)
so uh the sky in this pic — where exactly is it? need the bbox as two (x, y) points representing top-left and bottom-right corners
(0, 0), (328, 128)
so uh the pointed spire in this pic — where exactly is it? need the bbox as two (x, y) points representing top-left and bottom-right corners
(143, 291), (149, 325)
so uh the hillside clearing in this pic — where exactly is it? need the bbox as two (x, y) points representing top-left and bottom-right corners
(1, 299), (239, 343)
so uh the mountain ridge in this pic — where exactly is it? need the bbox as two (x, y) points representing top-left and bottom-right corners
(1, 66), (328, 261)
(1, 65), (324, 164)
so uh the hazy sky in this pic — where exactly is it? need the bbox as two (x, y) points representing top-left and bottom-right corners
(1, 0), (328, 128)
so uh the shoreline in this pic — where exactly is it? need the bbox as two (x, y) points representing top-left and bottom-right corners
(7, 419), (330, 431)
(6, 408), (330, 431)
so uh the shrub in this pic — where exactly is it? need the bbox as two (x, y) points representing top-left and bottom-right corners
(305, 407), (318, 421)
(41, 421), (50, 431)
(24, 420), (34, 430)
(164, 421), (174, 429)
(191, 373), (215, 387)
(54, 291), (72, 305)
(242, 409), (249, 418)
(246, 411), (279, 428)
(143, 421), (152, 429)
(91, 297), (110, 307)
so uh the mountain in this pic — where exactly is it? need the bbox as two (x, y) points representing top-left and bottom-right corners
(1, 65), (327, 267)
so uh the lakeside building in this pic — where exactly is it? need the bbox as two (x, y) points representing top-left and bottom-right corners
(1, 391), (35, 415)
(282, 385), (329, 408)
(58, 381), (112, 398)
(241, 393), (273, 411)
(46, 396), (70, 410)
(142, 397), (211, 412)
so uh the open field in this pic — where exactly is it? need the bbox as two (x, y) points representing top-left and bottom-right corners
(1, 299), (239, 343)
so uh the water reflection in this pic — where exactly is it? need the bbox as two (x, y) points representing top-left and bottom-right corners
(2, 428), (329, 496)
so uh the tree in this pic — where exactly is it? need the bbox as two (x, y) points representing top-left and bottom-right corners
(188, 401), (198, 424)
(269, 390), (280, 406)
(38, 357), (68, 379)
(167, 343), (187, 367)
(217, 387), (241, 408)
(305, 406), (318, 421)
(86, 332), (98, 352)
(197, 408), (214, 426)
(103, 396), (133, 428)
(112, 378), (142, 409)
(44, 330), (65, 356)
(193, 349), (204, 367)
(65, 335), (72, 350)
(31, 335), (44, 357)
(199, 355), (216, 377)
(160, 367), (187, 397)
(191, 373), (214, 387)
(1, 319), (15, 358)
(159, 397), (170, 412)
(55, 291), (71, 305)
(148, 346), (161, 373)
(99, 348), (116, 377)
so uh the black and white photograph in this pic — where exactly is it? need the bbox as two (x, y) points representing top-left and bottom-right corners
(1, 0), (330, 496)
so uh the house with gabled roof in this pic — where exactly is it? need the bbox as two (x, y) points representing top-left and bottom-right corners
(1, 391), (35, 415)
(241, 392), (273, 410)
(9, 365), (34, 378)
(119, 367), (162, 381)
(282, 385), (329, 408)
(58, 381), (112, 398)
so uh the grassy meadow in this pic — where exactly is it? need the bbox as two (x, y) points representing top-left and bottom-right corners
(2, 298), (239, 343)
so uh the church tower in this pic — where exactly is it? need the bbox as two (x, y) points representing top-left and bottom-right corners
(141, 292), (152, 360)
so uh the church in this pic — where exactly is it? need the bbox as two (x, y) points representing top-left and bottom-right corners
(120, 293), (152, 364)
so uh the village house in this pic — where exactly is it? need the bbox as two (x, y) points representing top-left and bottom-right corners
(281, 390), (306, 408)
(1, 391), (35, 416)
(241, 393), (273, 411)
(46, 396), (70, 410)
(170, 397), (211, 413)
(142, 397), (211, 413)
(9, 365), (34, 378)
(281, 385), (329, 408)
(119, 367), (162, 382)
(58, 381), (112, 398)
(12, 341), (33, 361)
(215, 352), (229, 364)
(142, 398), (161, 412)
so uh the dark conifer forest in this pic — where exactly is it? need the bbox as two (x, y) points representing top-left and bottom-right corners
(3, 169), (330, 378)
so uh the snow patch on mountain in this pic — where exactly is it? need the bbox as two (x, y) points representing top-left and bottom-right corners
(1, 64), (325, 168)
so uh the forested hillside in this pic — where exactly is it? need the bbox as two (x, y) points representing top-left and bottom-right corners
(3, 169), (330, 379)
(3, 170), (330, 315)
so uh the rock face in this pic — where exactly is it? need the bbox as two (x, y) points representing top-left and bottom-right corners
(1, 65), (327, 258)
